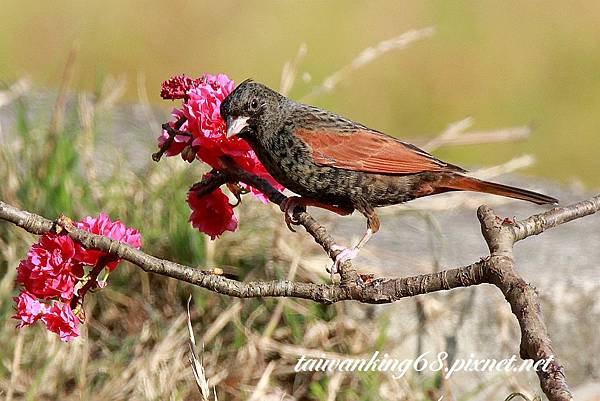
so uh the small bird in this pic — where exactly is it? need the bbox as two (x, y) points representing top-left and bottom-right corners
(220, 80), (558, 274)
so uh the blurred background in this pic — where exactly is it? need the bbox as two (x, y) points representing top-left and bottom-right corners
(2, 0), (600, 186)
(1, 1), (599, 400)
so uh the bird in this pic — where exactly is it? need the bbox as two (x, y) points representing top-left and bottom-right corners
(220, 80), (558, 274)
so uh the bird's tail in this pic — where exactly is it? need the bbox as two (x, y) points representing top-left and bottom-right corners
(439, 175), (558, 205)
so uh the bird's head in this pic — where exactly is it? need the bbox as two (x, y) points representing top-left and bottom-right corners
(220, 79), (283, 139)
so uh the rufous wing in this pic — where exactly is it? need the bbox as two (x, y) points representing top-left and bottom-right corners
(295, 129), (465, 175)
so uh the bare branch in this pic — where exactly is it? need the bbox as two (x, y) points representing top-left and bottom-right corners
(477, 204), (588, 401)
(512, 195), (600, 241)
(0, 199), (484, 303)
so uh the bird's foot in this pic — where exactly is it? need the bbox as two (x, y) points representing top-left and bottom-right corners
(280, 197), (306, 232)
(329, 244), (360, 279)
(280, 197), (354, 232)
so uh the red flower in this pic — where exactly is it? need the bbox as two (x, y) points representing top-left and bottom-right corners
(75, 213), (142, 271)
(13, 213), (142, 342)
(181, 74), (238, 167)
(13, 291), (45, 328)
(160, 74), (201, 100)
(16, 234), (80, 301)
(41, 302), (80, 342)
(187, 186), (238, 239)
(158, 72), (287, 236)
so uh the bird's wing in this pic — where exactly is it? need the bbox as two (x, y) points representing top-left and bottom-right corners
(295, 128), (466, 175)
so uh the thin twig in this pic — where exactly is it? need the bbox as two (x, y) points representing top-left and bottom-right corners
(49, 43), (79, 136)
(301, 27), (435, 101)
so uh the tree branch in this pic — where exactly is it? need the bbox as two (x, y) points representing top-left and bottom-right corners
(0, 200), (485, 303)
(476, 201), (597, 401)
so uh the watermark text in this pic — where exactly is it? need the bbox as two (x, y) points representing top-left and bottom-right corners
(294, 352), (554, 379)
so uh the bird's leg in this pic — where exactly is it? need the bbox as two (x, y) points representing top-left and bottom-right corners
(330, 230), (373, 269)
(330, 208), (380, 278)
(280, 196), (353, 232)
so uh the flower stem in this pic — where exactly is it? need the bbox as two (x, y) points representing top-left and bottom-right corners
(70, 255), (115, 314)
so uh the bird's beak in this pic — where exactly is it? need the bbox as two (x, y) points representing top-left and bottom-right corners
(226, 116), (250, 138)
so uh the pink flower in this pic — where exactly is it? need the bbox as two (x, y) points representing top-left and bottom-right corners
(16, 234), (80, 301)
(13, 213), (142, 342)
(181, 74), (241, 168)
(187, 186), (238, 239)
(13, 291), (45, 328)
(41, 302), (80, 342)
(75, 213), (142, 271)
(158, 73), (285, 195)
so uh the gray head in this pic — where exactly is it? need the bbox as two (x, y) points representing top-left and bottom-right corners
(220, 79), (285, 139)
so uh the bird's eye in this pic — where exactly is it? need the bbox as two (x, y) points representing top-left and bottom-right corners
(250, 99), (259, 110)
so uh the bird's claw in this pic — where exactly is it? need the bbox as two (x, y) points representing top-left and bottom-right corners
(284, 211), (299, 232)
(280, 197), (305, 232)
(328, 244), (360, 280)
